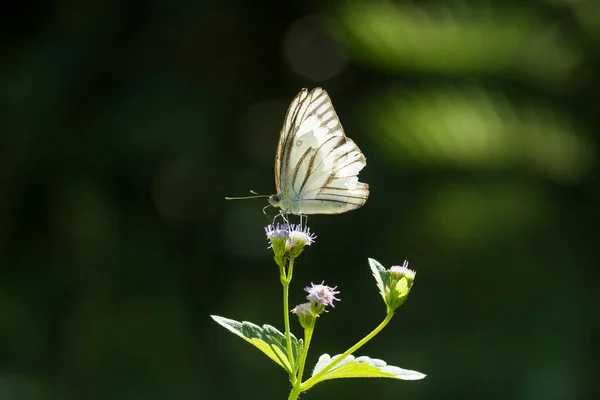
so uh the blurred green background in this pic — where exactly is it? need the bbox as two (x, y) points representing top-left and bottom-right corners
(2, 0), (599, 399)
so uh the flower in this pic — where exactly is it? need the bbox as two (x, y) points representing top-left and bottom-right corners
(291, 302), (316, 329)
(369, 258), (417, 312)
(305, 281), (340, 310)
(387, 260), (415, 311)
(286, 224), (316, 258)
(264, 222), (316, 260)
(288, 224), (316, 246)
(390, 260), (416, 282)
(291, 302), (313, 315)
(265, 223), (289, 258)
(265, 223), (289, 243)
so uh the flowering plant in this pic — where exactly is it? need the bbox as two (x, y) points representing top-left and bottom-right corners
(211, 222), (425, 399)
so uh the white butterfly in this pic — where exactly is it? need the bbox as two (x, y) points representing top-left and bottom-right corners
(267, 87), (369, 215)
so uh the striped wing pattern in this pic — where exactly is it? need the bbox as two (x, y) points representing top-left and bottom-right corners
(273, 88), (369, 215)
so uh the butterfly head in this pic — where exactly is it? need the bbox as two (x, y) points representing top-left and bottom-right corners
(268, 194), (283, 209)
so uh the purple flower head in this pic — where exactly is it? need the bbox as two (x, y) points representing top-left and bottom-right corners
(305, 281), (340, 308)
(264, 222), (316, 259)
(264, 223), (289, 244)
(287, 224), (316, 248)
(264, 223), (290, 258)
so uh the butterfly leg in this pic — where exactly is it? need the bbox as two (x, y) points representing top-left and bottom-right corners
(272, 212), (282, 226)
(272, 211), (290, 227)
(262, 204), (273, 223)
(282, 212), (290, 226)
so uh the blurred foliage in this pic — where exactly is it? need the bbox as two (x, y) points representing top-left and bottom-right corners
(336, 2), (581, 86)
(369, 87), (590, 182)
(1, 0), (599, 399)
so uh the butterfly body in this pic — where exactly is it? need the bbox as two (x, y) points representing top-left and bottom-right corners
(270, 88), (369, 215)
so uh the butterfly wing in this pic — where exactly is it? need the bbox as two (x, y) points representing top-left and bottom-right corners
(274, 88), (369, 215)
(274, 89), (310, 195)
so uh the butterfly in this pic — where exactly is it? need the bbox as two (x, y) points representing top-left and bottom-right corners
(228, 88), (369, 217)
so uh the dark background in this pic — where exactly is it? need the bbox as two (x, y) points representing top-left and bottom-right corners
(2, 0), (599, 399)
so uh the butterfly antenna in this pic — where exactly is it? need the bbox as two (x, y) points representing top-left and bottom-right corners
(224, 190), (270, 201)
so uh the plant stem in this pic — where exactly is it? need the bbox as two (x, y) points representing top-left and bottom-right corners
(295, 326), (314, 389)
(282, 257), (295, 381)
(287, 324), (314, 400)
(300, 311), (394, 391)
(287, 384), (301, 400)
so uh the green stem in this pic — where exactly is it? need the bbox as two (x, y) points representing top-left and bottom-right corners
(282, 257), (295, 381)
(287, 384), (301, 400)
(295, 326), (314, 389)
(300, 311), (394, 391)
(287, 324), (314, 400)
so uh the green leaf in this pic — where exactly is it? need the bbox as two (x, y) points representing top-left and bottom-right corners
(311, 353), (426, 384)
(211, 315), (303, 375)
(368, 258), (390, 302)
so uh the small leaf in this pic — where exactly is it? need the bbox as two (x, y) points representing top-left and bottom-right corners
(368, 258), (390, 302)
(211, 315), (302, 375)
(311, 353), (426, 383)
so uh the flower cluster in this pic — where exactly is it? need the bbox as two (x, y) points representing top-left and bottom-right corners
(265, 223), (316, 260)
(292, 281), (340, 328)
